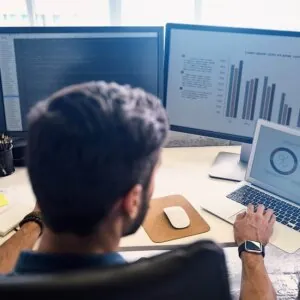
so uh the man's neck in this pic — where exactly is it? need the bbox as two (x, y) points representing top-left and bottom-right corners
(37, 225), (121, 255)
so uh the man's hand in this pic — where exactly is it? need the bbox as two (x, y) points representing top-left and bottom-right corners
(236, 204), (277, 300)
(234, 204), (276, 246)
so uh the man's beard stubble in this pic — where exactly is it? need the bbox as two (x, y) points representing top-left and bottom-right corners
(122, 188), (150, 237)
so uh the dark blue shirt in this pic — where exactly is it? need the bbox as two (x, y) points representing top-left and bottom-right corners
(10, 251), (126, 275)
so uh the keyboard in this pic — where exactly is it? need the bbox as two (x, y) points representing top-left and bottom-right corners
(227, 185), (300, 232)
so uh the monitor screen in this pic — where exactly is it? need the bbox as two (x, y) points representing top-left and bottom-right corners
(0, 27), (163, 134)
(164, 24), (300, 143)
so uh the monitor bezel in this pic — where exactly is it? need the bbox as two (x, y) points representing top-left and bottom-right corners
(164, 23), (300, 144)
(0, 26), (164, 137)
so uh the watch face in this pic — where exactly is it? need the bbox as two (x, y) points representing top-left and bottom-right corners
(245, 241), (262, 253)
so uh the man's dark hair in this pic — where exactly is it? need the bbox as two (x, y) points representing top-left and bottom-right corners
(27, 81), (168, 235)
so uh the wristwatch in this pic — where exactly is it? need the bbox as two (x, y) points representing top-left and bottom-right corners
(238, 240), (265, 258)
(19, 211), (44, 236)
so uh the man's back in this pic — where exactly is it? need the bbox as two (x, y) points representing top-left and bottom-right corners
(11, 251), (125, 275)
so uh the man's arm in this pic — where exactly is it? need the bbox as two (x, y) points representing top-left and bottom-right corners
(240, 253), (276, 300)
(0, 222), (41, 274)
(234, 204), (277, 300)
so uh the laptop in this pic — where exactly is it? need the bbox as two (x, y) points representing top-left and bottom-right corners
(202, 119), (300, 253)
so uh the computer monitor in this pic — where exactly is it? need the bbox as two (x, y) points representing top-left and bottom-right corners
(0, 26), (163, 136)
(164, 23), (300, 181)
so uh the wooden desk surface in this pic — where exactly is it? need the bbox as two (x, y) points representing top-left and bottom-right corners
(0, 146), (241, 249)
(120, 146), (240, 250)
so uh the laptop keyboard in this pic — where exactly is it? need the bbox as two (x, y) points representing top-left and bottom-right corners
(227, 185), (300, 232)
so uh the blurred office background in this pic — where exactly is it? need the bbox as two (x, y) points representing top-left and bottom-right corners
(1, 0), (300, 29)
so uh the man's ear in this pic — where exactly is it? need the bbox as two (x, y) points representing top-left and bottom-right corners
(122, 184), (143, 219)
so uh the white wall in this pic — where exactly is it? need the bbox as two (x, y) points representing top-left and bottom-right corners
(201, 0), (300, 31)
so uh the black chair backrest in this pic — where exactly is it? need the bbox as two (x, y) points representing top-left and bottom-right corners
(0, 240), (232, 299)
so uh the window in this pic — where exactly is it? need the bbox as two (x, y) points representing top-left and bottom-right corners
(0, 0), (29, 26)
(34, 0), (110, 26)
(121, 0), (196, 26)
(201, 0), (300, 31)
(2, 0), (300, 31)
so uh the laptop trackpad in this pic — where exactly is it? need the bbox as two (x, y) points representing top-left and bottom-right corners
(201, 198), (246, 222)
(228, 209), (247, 223)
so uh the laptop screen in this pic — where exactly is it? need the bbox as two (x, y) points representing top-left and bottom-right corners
(249, 123), (300, 206)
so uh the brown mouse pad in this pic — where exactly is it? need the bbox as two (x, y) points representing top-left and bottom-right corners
(142, 195), (210, 243)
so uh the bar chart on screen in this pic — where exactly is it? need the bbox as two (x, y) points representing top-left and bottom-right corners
(224, 59), (300, 128)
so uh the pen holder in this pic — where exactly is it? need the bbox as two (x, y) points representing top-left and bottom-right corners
(0, 146), (15, 177)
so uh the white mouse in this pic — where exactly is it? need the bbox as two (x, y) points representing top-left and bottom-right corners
(163, 206), (190, 229)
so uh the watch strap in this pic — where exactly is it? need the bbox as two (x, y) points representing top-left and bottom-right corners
(238, 241), (265, 258)
(19, 211), (44, 236)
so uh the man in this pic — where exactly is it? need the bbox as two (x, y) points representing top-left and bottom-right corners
(0, 81), (276, 299)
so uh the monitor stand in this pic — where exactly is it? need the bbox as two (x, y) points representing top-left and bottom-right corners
(209, 143), (252, 182)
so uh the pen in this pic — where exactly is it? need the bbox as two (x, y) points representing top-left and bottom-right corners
(0, 134), (12, 152)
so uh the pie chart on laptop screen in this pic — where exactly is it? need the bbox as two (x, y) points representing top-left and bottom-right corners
(270, 147), (298, 175)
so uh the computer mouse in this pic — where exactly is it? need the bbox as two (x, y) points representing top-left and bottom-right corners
(163, 206), (190, 229)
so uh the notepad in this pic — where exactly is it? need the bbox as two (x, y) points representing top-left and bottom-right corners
(0, 194), (8, 207)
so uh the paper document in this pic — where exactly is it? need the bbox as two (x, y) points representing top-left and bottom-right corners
(0, 194), (8, 207)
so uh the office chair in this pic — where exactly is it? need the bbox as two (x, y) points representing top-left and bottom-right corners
(0, 240), (232, 300)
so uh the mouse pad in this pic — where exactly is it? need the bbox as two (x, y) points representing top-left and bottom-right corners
(142, 195), (210, 243)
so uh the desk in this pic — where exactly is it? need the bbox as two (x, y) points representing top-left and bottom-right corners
(120, 146), (240, 250)
(0, 146), (240, 249)
(0, 168), (35, 245)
